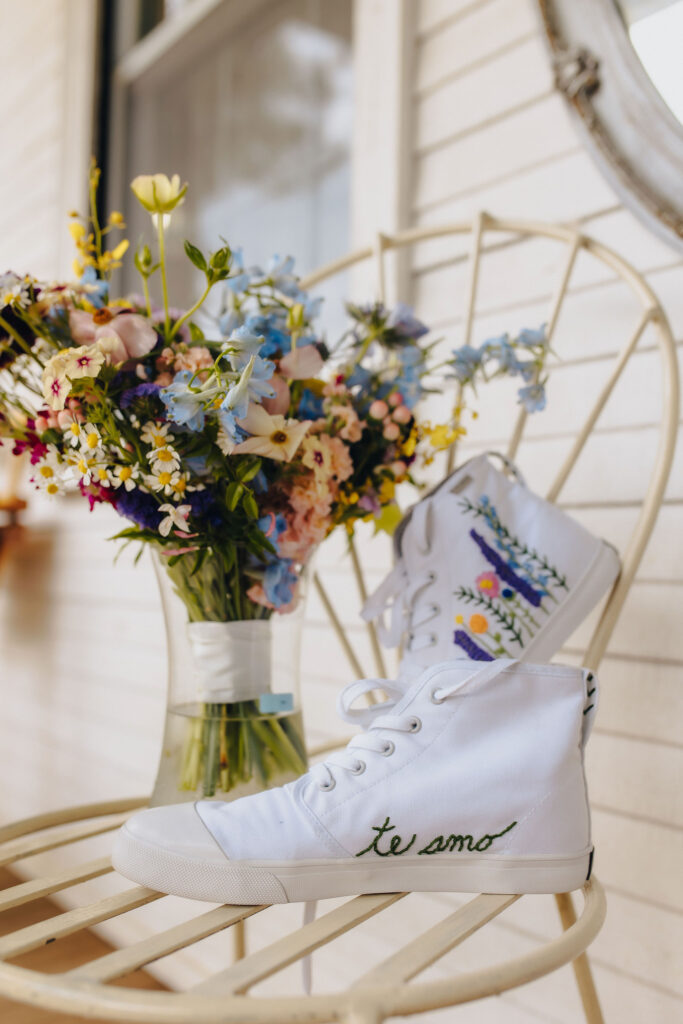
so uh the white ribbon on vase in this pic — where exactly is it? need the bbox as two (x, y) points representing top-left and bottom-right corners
(186, 619), (272, 704)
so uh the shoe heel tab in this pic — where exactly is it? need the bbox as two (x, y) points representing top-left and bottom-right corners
(581, 669), (599, 747)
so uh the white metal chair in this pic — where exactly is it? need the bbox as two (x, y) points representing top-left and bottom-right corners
(0, 214), (678, 1023)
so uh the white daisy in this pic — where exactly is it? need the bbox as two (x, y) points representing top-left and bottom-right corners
(150, 444), (181, 474)
(146, 467), (182, 496)
(111, 463), (139, 491)
(141, 421), (175, 449)
(80, 423), (104, 455)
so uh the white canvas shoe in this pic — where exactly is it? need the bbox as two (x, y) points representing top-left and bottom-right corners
(362, 452), (620, 681)
(113, 659), (597, 903)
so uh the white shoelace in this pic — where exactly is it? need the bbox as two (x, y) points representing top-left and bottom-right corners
(312, 659), (518, 792)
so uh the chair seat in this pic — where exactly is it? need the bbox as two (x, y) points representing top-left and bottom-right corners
(0, 798), (606, 1024)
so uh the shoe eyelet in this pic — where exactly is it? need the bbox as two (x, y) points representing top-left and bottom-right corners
(349, 760), (366, 776)
(429, 634), (438, 646)
(408, 717), (422, 733)
(319, 777), (336, 792)
(381, 740), (395, 757)
(430, 687), (446, 705)
(427, 571), (437, 583)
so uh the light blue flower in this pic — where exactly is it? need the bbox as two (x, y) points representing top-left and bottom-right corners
(387, 303), (429, 339)
(218, 308), (243, 336)
(160, 371), (206, 431)
(226, 325), (266, 368)
(217, 406), (245, 444)
(245, 356), (276, 401)
(258, 513), (288, 554)
(518, 325), (548, 349)
(263, 558), (298, 607)
(266, 254), (301, 298)
(221, 358), (254, 420)
(451, 344), (482, 383)
(225, 249), (252, 294)
(80, 266), (109, 309)
(518, 382), (547, 413)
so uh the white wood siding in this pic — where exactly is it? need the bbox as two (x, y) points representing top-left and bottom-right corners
(0, 0), (680, 1020)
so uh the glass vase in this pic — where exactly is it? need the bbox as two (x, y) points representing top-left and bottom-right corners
(150, 553), (308, 806)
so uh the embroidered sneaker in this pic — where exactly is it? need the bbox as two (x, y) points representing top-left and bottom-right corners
(362, 452), (620, 681)
(112, 658), (597, 903)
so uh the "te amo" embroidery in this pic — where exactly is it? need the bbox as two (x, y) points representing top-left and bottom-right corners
(355, 816), (517, 858)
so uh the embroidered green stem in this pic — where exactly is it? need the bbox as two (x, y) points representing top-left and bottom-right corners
(454, 586), (524, 647)
(458, 497), (569, 591)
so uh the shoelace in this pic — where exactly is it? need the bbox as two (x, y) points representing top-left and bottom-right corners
(361, 453), (528, 658)
(312, 659), (518, 791)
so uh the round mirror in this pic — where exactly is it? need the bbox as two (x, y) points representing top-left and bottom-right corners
(539, 0), (683, 253)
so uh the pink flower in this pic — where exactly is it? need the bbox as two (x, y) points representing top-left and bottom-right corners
(328, 403), (365, 443)
(388, 391), (403, 407)
(279, 345), (323, 380)
(476, 571), (500, 598)
(172, 346), (213, 374)
(392, 404), (412, 424)
(369, 399), (389, 420)
(262, 375), (291, 415)
(69, 310), (157, 364)
(383, 421), (400, 441)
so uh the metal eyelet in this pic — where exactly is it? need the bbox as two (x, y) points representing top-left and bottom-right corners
(381, 741), (395, 757)
(319, 777), (336, 792)
(349, 760), (366, 776)
(430, 687), (446, 705)
(427, 571), (437, 582)
(408, 717), (422, 733)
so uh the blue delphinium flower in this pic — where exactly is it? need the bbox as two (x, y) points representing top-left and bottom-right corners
(225, 248), (252, 293)
(221, 364), (252, 421)
(387, 303), (429, 339)
(266, 255), (301, 298)
(451, 344), (482, 383)
(518, 382), (547, 413)
(217, 406), (246, 444)
(160, 371), (206, 431)
(80, 266), (109, 308)
(226, 325), (265, 367)
(518, 325), (548, 349)
(298, 387), (324, 419)
(258, 513), (288, 552)
(244, 356), (276, 401)
(263, 558), (298, 607)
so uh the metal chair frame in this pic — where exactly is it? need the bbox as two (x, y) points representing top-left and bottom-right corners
(0, 214), (678, 1023)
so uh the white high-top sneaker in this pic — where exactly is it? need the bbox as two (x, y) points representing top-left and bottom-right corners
(113, 659), (597, 903)
(362, 452), (620, 682)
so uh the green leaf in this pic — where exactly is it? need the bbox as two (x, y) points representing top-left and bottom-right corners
(184, 240), (207, 272)
(235, 457), (262, 483)
(189, 322), (205, 343)
(242, 491), (259, 519)
(224, 481), (244, 511)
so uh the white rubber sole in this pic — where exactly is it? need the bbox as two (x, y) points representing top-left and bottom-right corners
(112, 826), (593, 903)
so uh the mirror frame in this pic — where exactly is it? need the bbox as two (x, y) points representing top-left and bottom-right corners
(538, 0), (683, 255)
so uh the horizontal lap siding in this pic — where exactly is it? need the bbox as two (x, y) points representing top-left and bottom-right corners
(405, 0), (683, 1019)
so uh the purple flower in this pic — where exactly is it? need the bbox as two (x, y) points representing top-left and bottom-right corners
(114, 487), (163, 530)
(469, 528), (543, 607)
(120, 382), (161, 408)
(453, 630), (494, 661)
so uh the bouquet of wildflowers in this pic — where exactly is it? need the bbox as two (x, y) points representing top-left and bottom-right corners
(0, 166), (434, 797)
(0, 164), (550, 797)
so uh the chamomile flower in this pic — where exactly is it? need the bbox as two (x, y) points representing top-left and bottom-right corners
(111, 463), (139, 491)
(70, 452), (98, 485)
(92, 464), (114, 487)
(158, 503), (192, 537)
(146, 468), (181, 496)
(140, 421), (174, 449)
(63, 419), (84, 447)
(80, 423), (104, 454)
(150, 444), (180, 474)
(32, 446), (65, 495)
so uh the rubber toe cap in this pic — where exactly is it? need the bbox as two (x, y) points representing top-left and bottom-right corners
(120, 802), (228, 862)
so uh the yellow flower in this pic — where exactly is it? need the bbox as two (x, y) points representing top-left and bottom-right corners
(109, 211), (125, 226)
(111, 239), (129, 261)
(69, 222), (86, 241)
(425, 423), (459, 450)
(130, 174), (187, 214)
